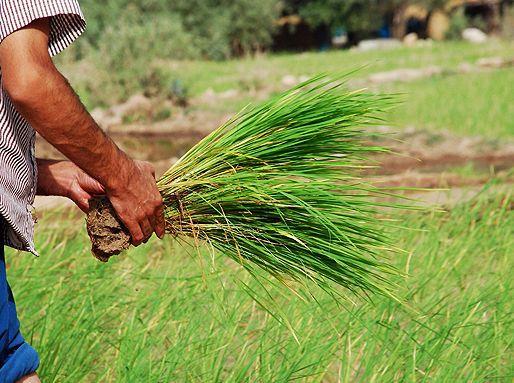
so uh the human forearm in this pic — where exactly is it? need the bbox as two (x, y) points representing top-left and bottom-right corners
(36, 158), (69, 196)
(0, 17), (132, 190)
(10, 67), (133, 190)
(0, 17), (165, 243)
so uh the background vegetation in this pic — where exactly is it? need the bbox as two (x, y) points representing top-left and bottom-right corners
(35, 37), (514, 381)
(62, 0), (513, 107)
(12, 194), (512, 381)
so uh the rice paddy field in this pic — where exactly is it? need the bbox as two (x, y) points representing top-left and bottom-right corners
(11, 40), (514, 381)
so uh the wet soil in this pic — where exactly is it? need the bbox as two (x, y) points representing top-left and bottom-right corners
(86, 196), (130, 262)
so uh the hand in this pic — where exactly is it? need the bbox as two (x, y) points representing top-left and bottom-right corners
(105, 160), (165, 246)
(16, 373), (41, 383)
(37, 159), (104, 212)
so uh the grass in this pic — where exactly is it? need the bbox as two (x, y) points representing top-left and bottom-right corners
(61, 40), (513, 139)
(147, 40), (514, 96)
(384, 68), (514, 138)
(8, 193), (512, 382)
(23, 39), (513, 381)
(154, 77), (403, 297)
(189, 67), (514, 139)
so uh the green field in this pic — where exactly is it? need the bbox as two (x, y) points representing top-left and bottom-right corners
(13, 40), (514, 381)
(9, 194), (513, 381)
(384, 68), (514, 138)
(131, 40), (514, 96)
(63, 40), (514, 138)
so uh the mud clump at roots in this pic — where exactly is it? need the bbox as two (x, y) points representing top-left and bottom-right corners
(86, 196), (131, 262)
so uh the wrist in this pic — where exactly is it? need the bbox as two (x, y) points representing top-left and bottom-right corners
(102, 152), (136, 193)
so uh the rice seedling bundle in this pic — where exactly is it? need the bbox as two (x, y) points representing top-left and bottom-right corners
(87, 76), (402, 298)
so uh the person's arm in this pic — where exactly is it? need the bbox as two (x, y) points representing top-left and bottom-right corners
(0, 18), (164, 245)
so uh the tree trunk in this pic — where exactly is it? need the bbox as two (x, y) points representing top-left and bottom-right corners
(391, 2), (408, 39)
(490, 2), (501, 34)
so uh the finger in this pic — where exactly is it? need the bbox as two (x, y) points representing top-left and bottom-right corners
(111, 201), (143, 246)
(86, 177), (105, 195)
(139, 216), (153, 243)
(75, 194), (91, 213)
(147, 213), (156, 238)
(127, 221), (144, 246)
(118, 213), (144, 246)
(77, 172), (105, 195)
(144, 162), (156, 178)
(147, 199), (165, 239)
(154, 204), (165, 239)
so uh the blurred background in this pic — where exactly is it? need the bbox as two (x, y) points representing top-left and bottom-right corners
(37, 0), (513, 206)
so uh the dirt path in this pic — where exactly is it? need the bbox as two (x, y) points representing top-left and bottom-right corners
(34, 127), (513, 213)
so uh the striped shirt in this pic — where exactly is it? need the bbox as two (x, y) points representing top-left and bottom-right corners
(0, 1), (85, 255)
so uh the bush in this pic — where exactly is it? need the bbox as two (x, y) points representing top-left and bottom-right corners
(224, 0), (281, 55)
(77, 1), (280, 60)
(96, 11), (198, 62)
(62, 1), (282, 105)
(446, 8), (469, 40)
(78, 8), (196, 104)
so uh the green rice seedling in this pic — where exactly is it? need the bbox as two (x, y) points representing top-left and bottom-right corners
(87, 76), (404, 298)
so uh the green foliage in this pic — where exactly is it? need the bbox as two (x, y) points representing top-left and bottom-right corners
(446, 8), (469, 40)
(154, 0), (233, 60)
(66, 0), (281, 103)
(287, 0), (456, 36)
(95, 8), (197, 61)
(78, 0), (281, 60)
(157, 76), (404, 297)
(84, 8), (196, 100)
(297, 0), (384, 32)
(167, 79), (190, 107)
(224, 0), (281, 55)
(10, 193), (512, 380)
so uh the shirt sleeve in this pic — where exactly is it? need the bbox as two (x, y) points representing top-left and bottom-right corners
(0, 0), (86, 56)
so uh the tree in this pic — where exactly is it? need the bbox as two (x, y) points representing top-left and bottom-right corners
(283, 0), (452, 40)
(224, 0), (282, 55)
(297, 0), (383, 33)
(78, 0), (281, 60)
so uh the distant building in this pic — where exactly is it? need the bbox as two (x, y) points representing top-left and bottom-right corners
(272, 0), (511, 51)
(399, 0), (507, 40)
